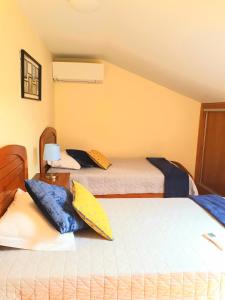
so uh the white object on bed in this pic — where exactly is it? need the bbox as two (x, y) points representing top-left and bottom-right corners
(0, 189), (76, 251)
(203, 232), (225, 251)
(48, 150), (81, 170)
(49, 158), (198, 195)
(0, 197), (225, 299)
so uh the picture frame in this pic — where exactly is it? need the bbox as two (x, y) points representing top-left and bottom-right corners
(21, 49), (42, 100)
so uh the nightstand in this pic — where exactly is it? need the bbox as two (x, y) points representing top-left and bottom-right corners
(32, 173), (70, 190)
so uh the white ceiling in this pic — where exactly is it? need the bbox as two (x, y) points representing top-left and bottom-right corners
(17, 0), (225, 102)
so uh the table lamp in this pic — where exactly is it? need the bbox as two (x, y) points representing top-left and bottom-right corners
(43, 143), (61, 181)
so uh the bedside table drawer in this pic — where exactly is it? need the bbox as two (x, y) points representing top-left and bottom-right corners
(32, 173), (70, 190)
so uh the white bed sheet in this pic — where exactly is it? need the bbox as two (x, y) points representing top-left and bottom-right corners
(0, 197), (225, 299)
(49, 158), (198, 195)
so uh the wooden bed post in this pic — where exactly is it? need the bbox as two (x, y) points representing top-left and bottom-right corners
(39, 127), (57, 174)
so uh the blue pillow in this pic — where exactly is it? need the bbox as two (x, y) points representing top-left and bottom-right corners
(66, 149), (98, 168)
(25, 180), (88, 234)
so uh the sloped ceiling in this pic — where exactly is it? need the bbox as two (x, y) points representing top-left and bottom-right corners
(17, 0), (225, 102)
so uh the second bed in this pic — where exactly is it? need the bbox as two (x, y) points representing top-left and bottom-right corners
(40, 127), (198, 197)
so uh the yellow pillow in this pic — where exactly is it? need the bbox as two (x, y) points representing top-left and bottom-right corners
(87, 150), (111, 170)
(72, 181), (113, 240)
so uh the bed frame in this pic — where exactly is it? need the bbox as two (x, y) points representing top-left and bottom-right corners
(39, 127), (57, 174)
(39, 127), (192, 198)
(0, 145), (28, 217)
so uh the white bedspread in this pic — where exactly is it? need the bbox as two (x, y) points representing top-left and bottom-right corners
(49, 158), (198, 195)
(0, 197), (225, 299)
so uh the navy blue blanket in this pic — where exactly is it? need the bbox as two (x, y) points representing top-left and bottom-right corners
(189, 195), (225, 227)
(146, 157), (189, 197)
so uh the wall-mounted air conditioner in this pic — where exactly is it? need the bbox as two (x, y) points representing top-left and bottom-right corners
(53, 61), (104, 83)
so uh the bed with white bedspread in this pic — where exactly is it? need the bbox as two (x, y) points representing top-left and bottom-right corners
(40, 127), (198, 198)
(49, 158), (198, 196)
(1, 197), (225, 300)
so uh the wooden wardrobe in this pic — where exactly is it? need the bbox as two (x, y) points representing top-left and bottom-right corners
(195, 102), (225, 196)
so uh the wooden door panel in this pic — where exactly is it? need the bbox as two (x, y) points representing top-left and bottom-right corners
(195, 103), (225, 196)
(201, 112), (225, 195)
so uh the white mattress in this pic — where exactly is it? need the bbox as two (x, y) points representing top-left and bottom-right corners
(0, 197), (225, 299)
(49, 158), (198, 195)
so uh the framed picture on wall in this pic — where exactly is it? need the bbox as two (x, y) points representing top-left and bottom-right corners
(21, 49), (42, 100)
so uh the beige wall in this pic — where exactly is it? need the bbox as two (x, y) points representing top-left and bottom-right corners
(0, 0), (200, 177)
(54, 62), (200, 175)
(0, 1), (54, 176)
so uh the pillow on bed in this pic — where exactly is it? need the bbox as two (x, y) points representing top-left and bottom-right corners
(25, 180), (87, 234)
(0, 189), (76, 250)
(87, 150), (111, 170)
(66, 149), (98, 168)
(47, 150), (81, 170)
(72, 181), (113, 240)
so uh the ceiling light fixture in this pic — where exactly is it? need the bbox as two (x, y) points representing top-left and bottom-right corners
(67, 0), (102, 13)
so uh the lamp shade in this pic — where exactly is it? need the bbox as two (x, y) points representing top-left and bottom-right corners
(43, 144), (61, 161)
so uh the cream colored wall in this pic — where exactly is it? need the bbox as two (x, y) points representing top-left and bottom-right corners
(0, 2), (200, 178)
(0, 1), (54, 176)
(54, 62), (200, 175)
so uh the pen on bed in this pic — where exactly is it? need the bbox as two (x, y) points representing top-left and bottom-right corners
(203, 233), (223, 251)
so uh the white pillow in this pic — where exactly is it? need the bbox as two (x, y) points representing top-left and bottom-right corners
(0, 189), (76, 251)
(48, 150), (81, 169)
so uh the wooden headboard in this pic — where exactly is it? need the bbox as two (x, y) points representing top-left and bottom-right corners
(0, 145), (28, 217)
(39, 127), (57, 174)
